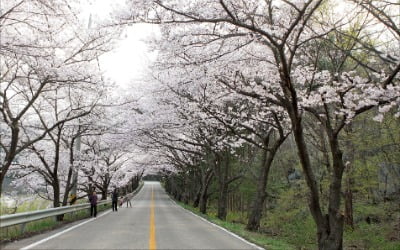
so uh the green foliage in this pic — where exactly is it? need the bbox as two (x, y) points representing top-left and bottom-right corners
(0, 196), (52, 216)
(349, 111), (400, 202)
(226, 211), (247, 224)
(178, 201), (295, 250)
(16, 199), (52, 213)
(345, 220), (400, 249)
(262, 188), (317, 249)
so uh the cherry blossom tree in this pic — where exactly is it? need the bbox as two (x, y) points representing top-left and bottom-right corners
(8, 83), (108, 210)
(118, 0), (399, 248)
(0, 0), (118, 194)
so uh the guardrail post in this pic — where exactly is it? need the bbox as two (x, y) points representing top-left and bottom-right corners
(20, 222), (26, 234)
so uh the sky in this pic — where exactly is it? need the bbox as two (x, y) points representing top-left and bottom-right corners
(81, 0), (158, 88)
(99, 24), (158, 86)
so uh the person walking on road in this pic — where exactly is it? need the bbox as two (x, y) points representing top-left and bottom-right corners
(89, 191), (98, 217)
(119, 196), (124, 207)
(112, 189), (118, 212)
(125, 193), (133, 208)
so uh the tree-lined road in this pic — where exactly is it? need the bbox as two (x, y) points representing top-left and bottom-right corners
(3, 182), (262, 250)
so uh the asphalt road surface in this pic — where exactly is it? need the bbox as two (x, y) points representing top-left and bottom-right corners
(3, 181), (263, 250)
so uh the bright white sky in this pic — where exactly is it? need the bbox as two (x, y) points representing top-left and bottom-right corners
(81, 0), (158, 88)
(99, 24), (158, 86)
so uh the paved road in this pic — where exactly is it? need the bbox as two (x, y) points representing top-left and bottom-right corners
(3, 182), (262, 249)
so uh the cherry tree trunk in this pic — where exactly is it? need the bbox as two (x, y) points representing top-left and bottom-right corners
(199, 193), (209, 214)
(53, 183), (64, 221)
(101, 189), (107, 200)
(344, 187), (354, 229)
(287, 105), (344, 249)
(183, 177), (189, 204)
(0, 125), (19, 196)
(317, 135), (345, 250)
(217, 183), (229, 220)
(193, 188), (200, 208)
(246, 148), (274, 231)
(215, 152), (230, 220)
(246, 190), (266, 231)
(62, 166), (73, 206)
(199, 170), (213, 214)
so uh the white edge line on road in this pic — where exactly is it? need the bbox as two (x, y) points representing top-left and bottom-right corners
(169, 198), (265, 250)
(21, 210), (112, 250)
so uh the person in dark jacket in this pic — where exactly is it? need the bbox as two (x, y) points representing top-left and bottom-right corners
(111, 189), (118, 212)
(89, 191), (98, 217)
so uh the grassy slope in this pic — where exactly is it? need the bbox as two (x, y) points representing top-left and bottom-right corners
(177, 201), (295, 250)
(176, 201), (400, 250)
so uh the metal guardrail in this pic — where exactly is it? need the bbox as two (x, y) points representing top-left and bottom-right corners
(0, 200), (111, 228)
(0, 181), (144, 228)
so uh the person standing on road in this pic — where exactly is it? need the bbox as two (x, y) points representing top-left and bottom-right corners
(89, 191), (98, 217)
(112, 189), (118, 212)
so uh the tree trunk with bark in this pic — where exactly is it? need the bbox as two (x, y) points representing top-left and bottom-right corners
(344, 184), (353, 229)
(53, 181), (64, 221)
(199, 170), (213, 214)
(193, 188), (201, 208)
(217, 182), (229, 220)
(247, 128), (286, 231)
(0, 124), (20, 196)
(63, 168), (73, 206)
(292, 121), (346, 249)
(246, 149), (272, 231)
(214, 152), (226, 220)
(101, 187), (107, 200)
(318, 133), (345, 250)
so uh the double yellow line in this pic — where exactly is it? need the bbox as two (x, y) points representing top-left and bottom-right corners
(149, 185), (157, 250)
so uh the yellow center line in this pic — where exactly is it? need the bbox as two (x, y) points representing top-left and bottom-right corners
(149, 185), (157, 250)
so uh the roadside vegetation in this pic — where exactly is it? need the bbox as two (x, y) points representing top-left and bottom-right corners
(0, 196), (52, 215)
(0, 200), (111, 243)
(166, 111), (400, 249)
(178, 201), (296, 250)
(175, 176), (399, 249)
